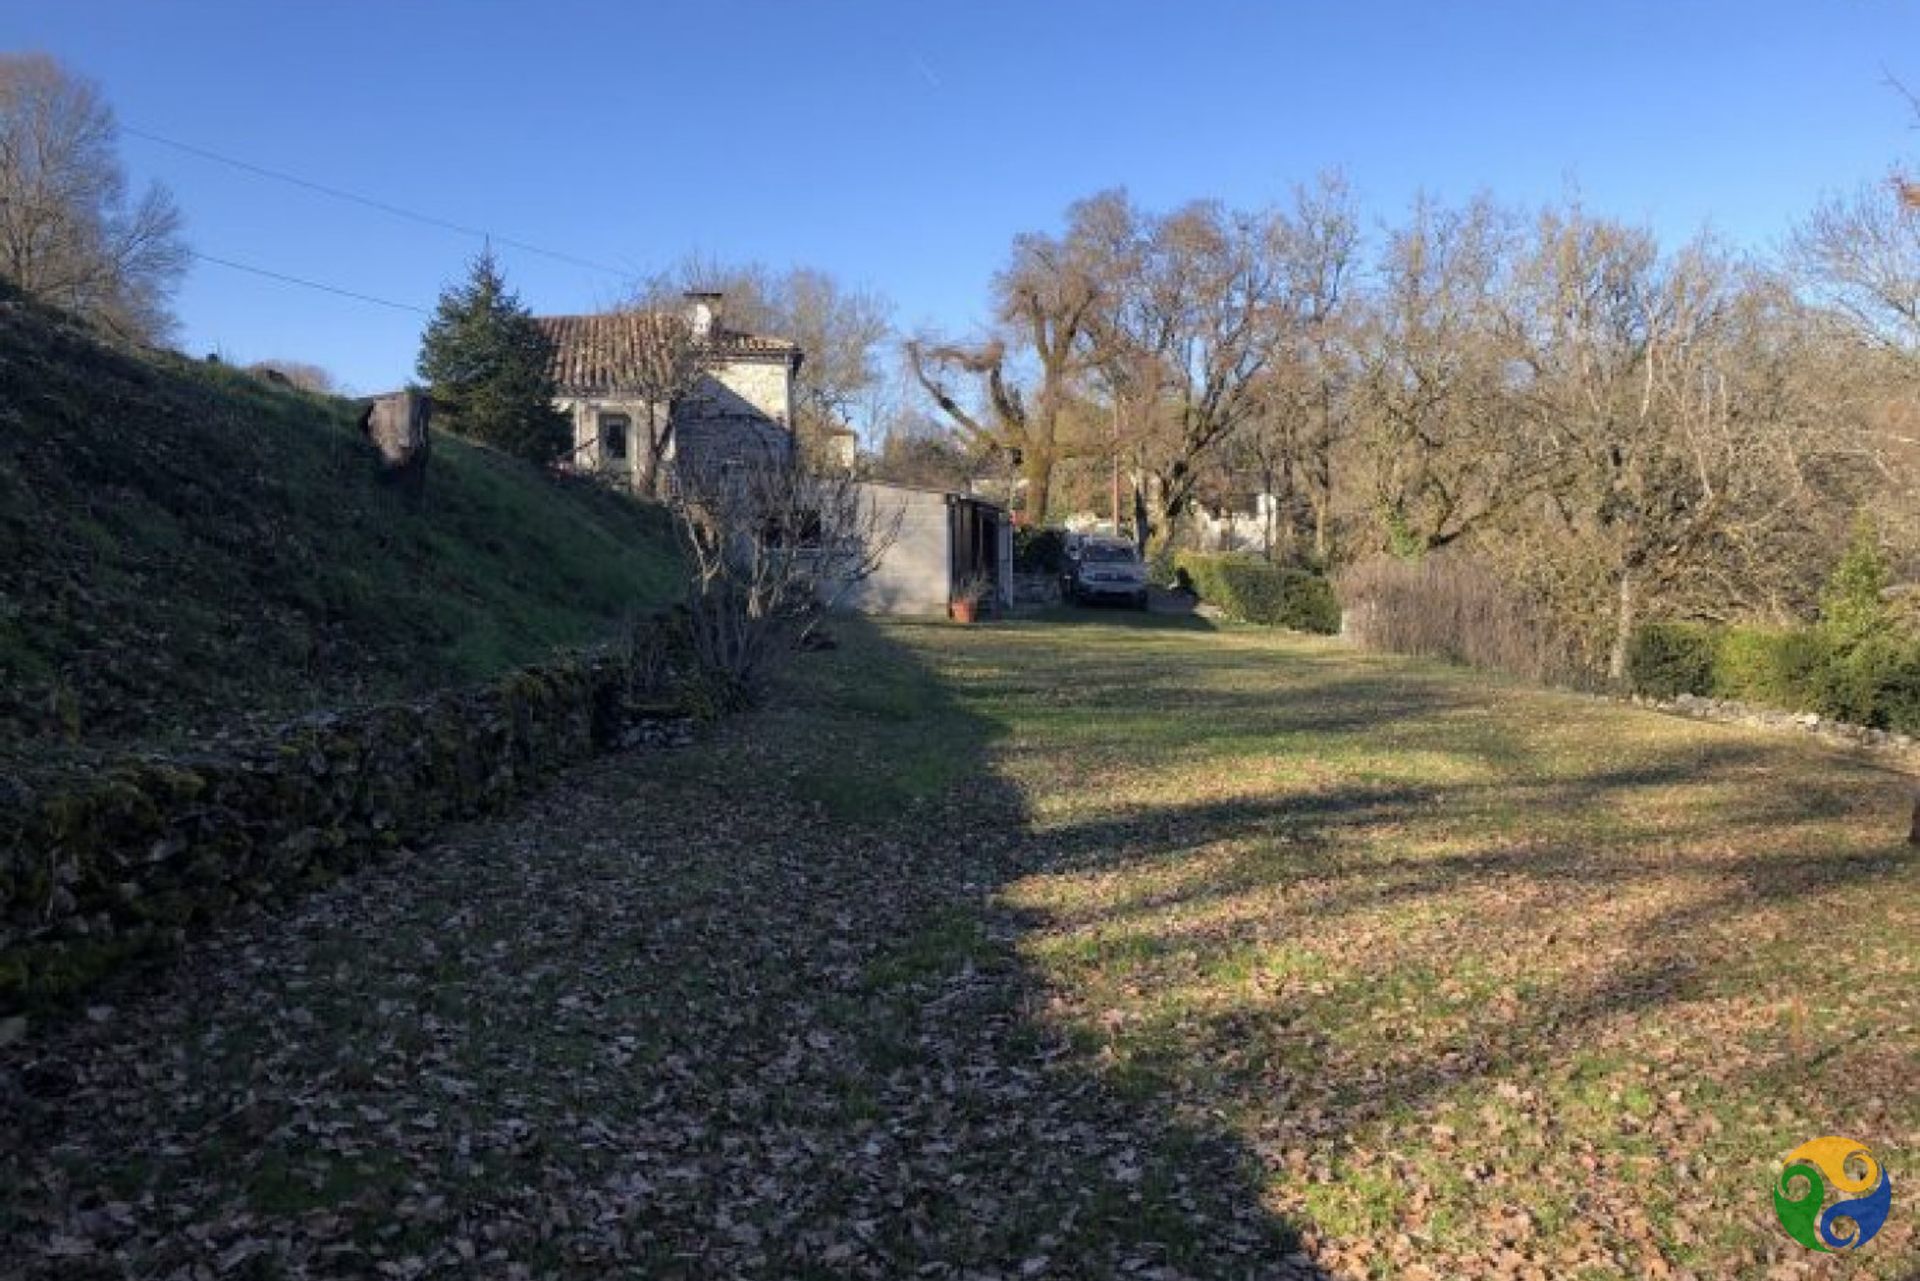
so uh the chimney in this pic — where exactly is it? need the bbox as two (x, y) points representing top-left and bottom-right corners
(685, 290), (722, 341)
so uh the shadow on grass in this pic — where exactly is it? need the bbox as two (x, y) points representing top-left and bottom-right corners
(1009, 602), (1220, 632)
(758, 613), (1319, 1276)
(927, 625), (1919, 1273)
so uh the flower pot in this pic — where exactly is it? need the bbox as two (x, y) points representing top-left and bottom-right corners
(949, 599), (979, 624)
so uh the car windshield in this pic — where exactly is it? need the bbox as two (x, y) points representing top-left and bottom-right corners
(1080, 543), (1138, 564)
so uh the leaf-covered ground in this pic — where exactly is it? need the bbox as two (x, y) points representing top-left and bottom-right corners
(4, 614), (1917, 1278)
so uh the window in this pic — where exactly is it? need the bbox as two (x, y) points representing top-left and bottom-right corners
(599, 414), (630, 461)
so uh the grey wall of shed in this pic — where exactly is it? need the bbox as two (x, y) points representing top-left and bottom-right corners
(842, 486), (952, 615)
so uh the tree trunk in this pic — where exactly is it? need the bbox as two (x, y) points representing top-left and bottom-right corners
(1607, 568), (1637, 685)
(1021, 446), (1054, 526)
(642, 401), (674, 499)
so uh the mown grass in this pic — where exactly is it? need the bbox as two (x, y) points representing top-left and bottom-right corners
(881, 616), (1920, 1279)
(0, 282), (681, 757)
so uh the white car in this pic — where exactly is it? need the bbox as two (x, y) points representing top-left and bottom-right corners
(1063, 537), (1150, 608)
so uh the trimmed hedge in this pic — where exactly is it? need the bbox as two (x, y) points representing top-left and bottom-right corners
(1013, 526), (1070, 575)
(1625, 623), (1717, 698)
(1626, 620), (1920, 734)
(1175, 553), (1340, 633)
(0, 626), (706, 1015)
(1711, 626), (1829, 708)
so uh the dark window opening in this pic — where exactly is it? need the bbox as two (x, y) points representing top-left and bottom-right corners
(600, 414), (630, 461)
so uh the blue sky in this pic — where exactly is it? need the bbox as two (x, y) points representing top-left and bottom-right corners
(11, 0), (1920, 393)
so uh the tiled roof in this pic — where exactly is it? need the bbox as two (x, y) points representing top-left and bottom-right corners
(535, 313), (800, 394)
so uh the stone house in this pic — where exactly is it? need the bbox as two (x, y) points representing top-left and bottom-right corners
(536, 293), (801, 490)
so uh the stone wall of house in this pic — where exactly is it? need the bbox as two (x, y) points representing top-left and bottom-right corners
(558, 356), (795, 490)
(561, 397), (660, 490)
(0, 634), (706, 1016)
(704, 358), (792, 424)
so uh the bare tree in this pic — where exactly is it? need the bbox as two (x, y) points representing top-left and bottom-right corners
(595, 287), (710, 497)
(1499, 209), (1851, 678)
(1068, 183), (1367, 555)
(1082, 198), (1295, 548)
(669, 456), (903, 691)
(1276, 173), (1363, 559)
(1351, 193), (1543, 555)
(868, 406), (984, 491)
(1228, 366), (1306, 559)
(1790, 176), (1920, 362)
(779, 267), (892, 438)
(0, 54), (186, 341)
(657, 256), (893, 443)
(909, 193), (1116, 522)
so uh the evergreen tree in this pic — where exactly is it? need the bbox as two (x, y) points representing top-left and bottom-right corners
(1819, 513), (1891, 652)
(415, 249), (570, 465)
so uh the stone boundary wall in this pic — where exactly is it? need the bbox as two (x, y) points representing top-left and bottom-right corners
(0, 643), (696, 1016)
(1626, 690), (1917, 761)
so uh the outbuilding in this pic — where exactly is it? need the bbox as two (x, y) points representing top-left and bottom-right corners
(844, 482), (1012, 616)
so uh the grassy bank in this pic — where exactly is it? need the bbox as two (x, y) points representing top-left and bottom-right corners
(0, 283), (680, 759)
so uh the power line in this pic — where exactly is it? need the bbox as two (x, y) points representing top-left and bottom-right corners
(124, 124), (633, 278)
(189, 250), (429, 314)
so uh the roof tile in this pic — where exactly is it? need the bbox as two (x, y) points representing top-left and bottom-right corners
(534, 313), (799, 395)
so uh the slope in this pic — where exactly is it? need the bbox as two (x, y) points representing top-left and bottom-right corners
(0, 282), (681, 759)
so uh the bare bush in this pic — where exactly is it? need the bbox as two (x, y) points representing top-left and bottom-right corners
(247, 359), (338, 394)
(1338, 555), (1593, 688)
(668, 456), (903, 692)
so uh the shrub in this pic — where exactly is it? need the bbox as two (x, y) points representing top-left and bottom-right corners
(1625, 622), (1716, 698)
(1013, 526), (1069, 575)
(1809, 634), (1920, 732)
(1629, 619), (1920, 733)
(1337, 555), (1587, 685)
(1175, 553), (1339, 633)
(1711, 627), (1827, 710)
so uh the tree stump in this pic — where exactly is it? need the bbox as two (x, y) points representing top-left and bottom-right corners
(357, 390), (433, 509)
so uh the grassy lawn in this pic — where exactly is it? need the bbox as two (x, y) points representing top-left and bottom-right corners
(935, 616), (1919, 1278)
(3, 615), (1915, 1278)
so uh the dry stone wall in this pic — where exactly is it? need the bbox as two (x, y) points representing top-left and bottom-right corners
(0, 640), (700, 1016)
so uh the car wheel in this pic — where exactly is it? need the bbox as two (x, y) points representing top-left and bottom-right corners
(1134, 591), (1150, 610)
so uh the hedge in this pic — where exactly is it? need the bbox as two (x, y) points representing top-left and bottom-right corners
(1626, 620), (1920, 734)
(1013, 526), (1070, 575)
(1175, 553), (1340, 634)
(0, 624), (707, 1015)
(1812, 635), (1920, 731)
(1625, 623), (1717, 698)
(1711, 626), (1829, 708)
